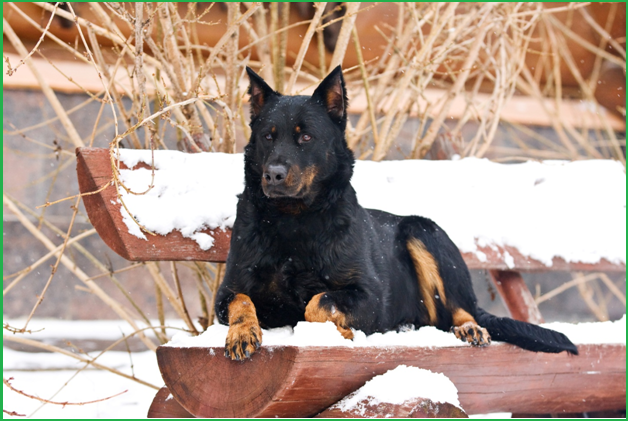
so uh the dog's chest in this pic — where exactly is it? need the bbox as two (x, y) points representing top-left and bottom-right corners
(249, 256), (332, 327)
(258, 256), (328, 297)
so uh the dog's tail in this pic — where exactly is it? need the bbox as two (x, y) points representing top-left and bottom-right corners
(476, 308), (578, 355)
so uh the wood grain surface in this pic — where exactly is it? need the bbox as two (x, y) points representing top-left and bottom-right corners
(156, 343), (626, 418)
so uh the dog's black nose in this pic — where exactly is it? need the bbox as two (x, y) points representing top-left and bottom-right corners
(264, 165), (288, 185)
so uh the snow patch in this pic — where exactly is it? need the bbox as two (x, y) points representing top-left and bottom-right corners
(333, 366), (461, 415)
(166, 315), (626, 349)
(117, 150), (244, 250)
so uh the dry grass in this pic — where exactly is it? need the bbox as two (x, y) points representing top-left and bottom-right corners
(2, 1), (625, 406)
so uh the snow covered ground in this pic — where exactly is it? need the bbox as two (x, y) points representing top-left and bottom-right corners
(116, 150), (626, 266)
(3, 319), (188, 419)
(3, 316), (625, 418)
(3, 348), (161, 419)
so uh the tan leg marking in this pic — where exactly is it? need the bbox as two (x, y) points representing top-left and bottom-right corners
(304, 292), (353, 339)
(225, 294), (263, 360)
(407, 238), (447, 325)
(451, 308), (491, 347)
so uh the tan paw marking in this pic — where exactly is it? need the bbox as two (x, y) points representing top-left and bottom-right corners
(305, 292), (354, 339)
(225, 294), (262, 360)
(451, 321), (491, 347)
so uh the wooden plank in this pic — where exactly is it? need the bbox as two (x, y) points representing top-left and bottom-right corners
(76, 147), (626, 273)
(156, 343), (626, 418)
(489, 270), (544, 324)
(461, 245), (625, 273)
(76, 147), (231, 262)
(147, 386), (194, 418)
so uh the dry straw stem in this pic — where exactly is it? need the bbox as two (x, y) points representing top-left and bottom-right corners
(546, 13), (625, 67)
(329, 2), (361, 72)
(250, 2), (274, 83)
(171, 262), (199, 335)
(536, 272), (626, 307)
(3, 335), (159, 390)
(3, 18), (84, 148)
(5, 194), (166, 343)
(544, 21), (609, 159)
(3, 194), (157, 351)
(65, 3), (121, 140)
(5, 2), (59, 76)
(286, 2), (326, 94)
(145, 262), (198, 334)
(414, 12), (495, 159)
(352, 26), (379, 147)
(578, 280), (609, 321)
(4, 377), (127, 407)
(2, 229), (95, 296)
(4, 3), (93, 65)
(579, 7), (625, 60)
(193, 2), (261, 94)
(19, 197), (81, 330)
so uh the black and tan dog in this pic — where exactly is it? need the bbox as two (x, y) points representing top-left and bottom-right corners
(215, 66), (578, 360)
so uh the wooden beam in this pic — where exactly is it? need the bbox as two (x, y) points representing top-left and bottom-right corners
(155, 343), (626, 418)
(76, 147), (626, 273)
(489, 270), (544, 324)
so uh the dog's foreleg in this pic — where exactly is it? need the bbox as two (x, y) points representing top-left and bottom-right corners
(224, 293), (263, 360)
(304, 292), (355, 339)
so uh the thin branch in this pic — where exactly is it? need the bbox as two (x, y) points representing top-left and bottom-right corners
(4, 377), (127, 407)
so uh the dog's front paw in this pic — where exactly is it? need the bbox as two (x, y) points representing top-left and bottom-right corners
(225, 294), (262, 360)
(451, 322), (491, 347)
(305, 292), (353, 339)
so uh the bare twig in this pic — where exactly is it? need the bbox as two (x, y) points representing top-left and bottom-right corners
(3, 18), (84, 148)
(4, 377), (127, 407)
(287, 3), (326, 94)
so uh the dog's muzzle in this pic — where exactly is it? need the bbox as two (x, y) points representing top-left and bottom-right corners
(262, 164), (294, 198)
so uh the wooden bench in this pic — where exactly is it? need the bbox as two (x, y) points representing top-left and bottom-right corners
(76, 147), (626, 417)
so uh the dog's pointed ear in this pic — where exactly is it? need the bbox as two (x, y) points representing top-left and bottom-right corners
(312, 65), (347, 127)
(246, 67), (278, 120)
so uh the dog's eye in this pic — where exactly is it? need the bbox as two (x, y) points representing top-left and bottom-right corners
(264, 133), (273, 141)
(300, 134), (312, 143)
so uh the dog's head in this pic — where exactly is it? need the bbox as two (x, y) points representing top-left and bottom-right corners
(244, 66), (354, 210)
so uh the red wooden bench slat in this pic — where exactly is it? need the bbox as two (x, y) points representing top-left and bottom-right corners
(156, 343), (626, 418)
(76, 147), (231, 262)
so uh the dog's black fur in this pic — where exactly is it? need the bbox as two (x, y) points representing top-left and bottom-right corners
(215, 66), (578, 360)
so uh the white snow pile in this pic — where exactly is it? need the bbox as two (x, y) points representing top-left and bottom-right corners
(117, 151), (244, 249)
(330, 365), (461, 416)
(166, 314), (626, 349)
(116, 149), (625, 266)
